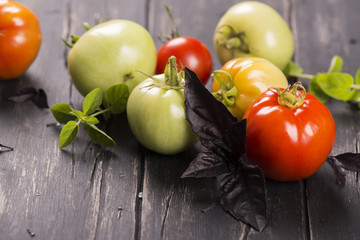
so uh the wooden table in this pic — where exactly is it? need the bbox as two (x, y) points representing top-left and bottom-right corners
(1, 0), (360, 239)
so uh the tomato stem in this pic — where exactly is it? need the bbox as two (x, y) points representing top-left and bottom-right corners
(211, 70), (238, 107)
(351, 84), (360, 91)
(91, 108), (110, 117)
(289, 72), (314, 80)
(273, 82), (306, 109)
(83, 22), (92, 31)
(164, 5), (179, 39)
(164, 56), (182, 88)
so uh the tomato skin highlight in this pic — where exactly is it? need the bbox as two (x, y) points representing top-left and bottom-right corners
(212, 57), (288, 120)
(0, 0), (42, 80)
(244, 88), (336, 182)
(156, 36), (212, 84)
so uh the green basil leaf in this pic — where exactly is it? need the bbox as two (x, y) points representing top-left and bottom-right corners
(104, 84), (129, 114)
(70, 110), (86, 120)
(83, 88), (102, 115)
(327, 55), (343, 73)
(283, 61), (303, 78)
(316, 73), (358, 101)
(87, 124), (116, 147)
(309, 76), (330, 103)
(51, 103), (77, 124)
(84, 116), (99, 125)
(59, 121), (79, 148)
(355, 69), (360, 85)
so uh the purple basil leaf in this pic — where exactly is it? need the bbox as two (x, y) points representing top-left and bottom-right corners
(183, 68), (267, 231)
(332, 153), (360, 171)
(7, 87), (37, 102)
(184, 67), (238, 146)
(224, 119), (247, 156)
(219, 157), (267, 232)
(182, 151), (229, 178)
(327, 156), (347, 185)
(32, 89), (49, 109)
(6, 87), (49, 109)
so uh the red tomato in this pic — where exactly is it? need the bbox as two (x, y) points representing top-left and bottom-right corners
(0, 0), (42, 80)
(156, 36), (212, 84)
(244, 83), (336, 182)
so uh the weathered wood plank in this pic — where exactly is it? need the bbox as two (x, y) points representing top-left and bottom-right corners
(1, 0), (360, 239)
(0, 0), (147, 239)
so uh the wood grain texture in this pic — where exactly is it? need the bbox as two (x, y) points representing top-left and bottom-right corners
(1, 0), (360, 239)
(0, 0), (146, 239)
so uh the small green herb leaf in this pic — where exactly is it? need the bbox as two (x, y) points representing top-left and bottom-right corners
(87, 124), (116, 147)
(327, 55), (343, 73)
(309, 76), (330, 103)
(316, 73), (359, 101)
(84, 116), (100, 125)
(83, 88), (102, 115)
(355, 69), (360, 85)
(71, 110), (86, 120)
(283, 61), (303, 78)
(104, 84), (129, 114)
(51, 103), (77, 124)
(59, 121), (79, 148)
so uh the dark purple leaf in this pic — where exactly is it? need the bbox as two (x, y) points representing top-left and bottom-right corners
(224, 119), (247, 156)
(184, 67), (238, 146)
(182, 68), (267, 231)
(7, 87), (37, 102)
(219, 158), (267, 231)
(327, 156), (347, 184)
(7, 87), (49, 109)
(32, 89), (49, 109)
(182, 151), (229, 178)
(332, 153), (360, 171)
(327, 153), (360, 184)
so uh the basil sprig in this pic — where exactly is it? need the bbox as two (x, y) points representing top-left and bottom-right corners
(51, 84), (129, 148)
(285, 56), (360, 106)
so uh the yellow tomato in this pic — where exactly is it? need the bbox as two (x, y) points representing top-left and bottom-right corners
(212, 57), (289, 120)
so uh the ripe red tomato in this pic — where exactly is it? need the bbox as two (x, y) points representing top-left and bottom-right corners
(0, 0), (42, 80)
(156, 36), (212, 84)
(244, 83), (336, 182)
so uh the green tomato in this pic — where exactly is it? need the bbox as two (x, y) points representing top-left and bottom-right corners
(214, 1), (294, 71)
(126, 57), (197, 155)
(68, 19), (157, 96)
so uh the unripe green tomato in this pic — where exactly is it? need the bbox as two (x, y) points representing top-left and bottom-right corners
(68, 20), (157, 96)
(127, 75), (198, 155)
(214, 1), (294, 71)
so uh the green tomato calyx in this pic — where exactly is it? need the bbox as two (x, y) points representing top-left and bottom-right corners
(216, 25), (250, 54)
(212, 70), (238, 107)
(273, 82), (306, 109)
(62, 22), (93, 48)
(164, 56), (184, 88)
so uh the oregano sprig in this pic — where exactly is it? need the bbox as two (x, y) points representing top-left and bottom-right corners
(51, 83), (129, 148)
(284, 56), (360, 106)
